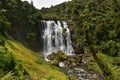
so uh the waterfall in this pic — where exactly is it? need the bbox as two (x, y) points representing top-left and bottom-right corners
(39, 20), (74, 56)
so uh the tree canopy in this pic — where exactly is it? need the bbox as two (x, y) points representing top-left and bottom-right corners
(40, 0), (120, 57)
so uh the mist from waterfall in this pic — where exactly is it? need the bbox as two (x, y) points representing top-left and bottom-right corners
(39, 20), (74, 56)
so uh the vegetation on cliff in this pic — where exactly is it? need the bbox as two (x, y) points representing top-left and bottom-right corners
(0, 0), (120, 79)
(0, 0), (42, 51)
(0, 0), (69, 79)
(40, 0), (120, 79)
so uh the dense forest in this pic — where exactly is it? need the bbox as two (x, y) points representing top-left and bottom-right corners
(41, 0), (120, 57)
(0, 0), (41, 79)
(0, 0), (42, 51)
(0, 0), (120, 80)
(41, 0), (120, 79)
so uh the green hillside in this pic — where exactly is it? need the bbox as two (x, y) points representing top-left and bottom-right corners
(40, 0), (120, 79)
(1, 38), (69, 80)
(0, 0), (120, 79)
(0, 0), (70, 79)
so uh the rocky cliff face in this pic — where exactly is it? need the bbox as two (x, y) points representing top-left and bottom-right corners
(67, 20), (83, 54)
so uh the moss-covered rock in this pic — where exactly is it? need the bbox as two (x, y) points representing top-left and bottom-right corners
(47, 51), (67, 66)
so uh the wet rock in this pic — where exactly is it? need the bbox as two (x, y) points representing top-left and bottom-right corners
(47, 52), (103, 80)
(59, 62), (65, 68)
(59, 54), (103, 80)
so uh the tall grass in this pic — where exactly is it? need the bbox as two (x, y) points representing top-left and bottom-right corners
(97, 53), (120, 80)
(5, 39), (69, 80)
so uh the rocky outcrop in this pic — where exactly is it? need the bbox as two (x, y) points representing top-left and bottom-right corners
(67, 20), (86, 55)
(60, 54), (103, 80)
(47, 51), (103, 80)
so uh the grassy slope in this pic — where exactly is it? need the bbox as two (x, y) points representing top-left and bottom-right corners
(86, 52), (120, 79)
(97, 53), (120, 79)
(5, 39), (69, 80)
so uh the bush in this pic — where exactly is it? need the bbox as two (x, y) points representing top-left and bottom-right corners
(0, 44), (15, 72)
(0, 38), (16, 78)
(13, 63), (29, 79)
(99, 41), (120, 57)
(112, 57), (120, 66)
(0, 38), (30, 79)
(47, 51), (67, 66)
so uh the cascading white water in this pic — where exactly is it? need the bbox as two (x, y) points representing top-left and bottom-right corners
(39, 20), (74, 56)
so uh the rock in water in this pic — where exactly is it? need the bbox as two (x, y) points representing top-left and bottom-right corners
(59, 62), (65, 68)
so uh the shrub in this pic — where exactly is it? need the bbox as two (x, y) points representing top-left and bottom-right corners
(0, 44), (15, 72)
(47, 51), (67, 66)
(13, 63), (29, 79)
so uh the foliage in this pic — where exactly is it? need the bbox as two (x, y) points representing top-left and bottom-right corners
(0, 0), (71, 80)
(0, 0), (120, 79)
(12, 63), (30, 80)
(0, 38), (15, 76)
(0, 9), (11, 36)
(1, 64), (30, 80)
(5, 40), (69, 80)
(40, 0), (120, 57)
(0, 0), (42, 51)
(0, 37), (30, 79)
(40, 0), (120, 79)
(97, 53), (120, 80)
(47, 51), (67, 66)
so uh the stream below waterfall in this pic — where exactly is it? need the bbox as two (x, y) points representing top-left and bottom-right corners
(39, 20), (103, 80)
(59, 54), (104, 80)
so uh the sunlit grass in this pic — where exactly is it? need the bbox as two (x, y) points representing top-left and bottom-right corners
(5, 39), (69, 80)
(85, 54), (103, 74)
(85, 52), (120, 79)
(97, 53), (120, 80)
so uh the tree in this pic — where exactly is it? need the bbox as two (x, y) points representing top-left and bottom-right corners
(0, 9), (11, 35)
